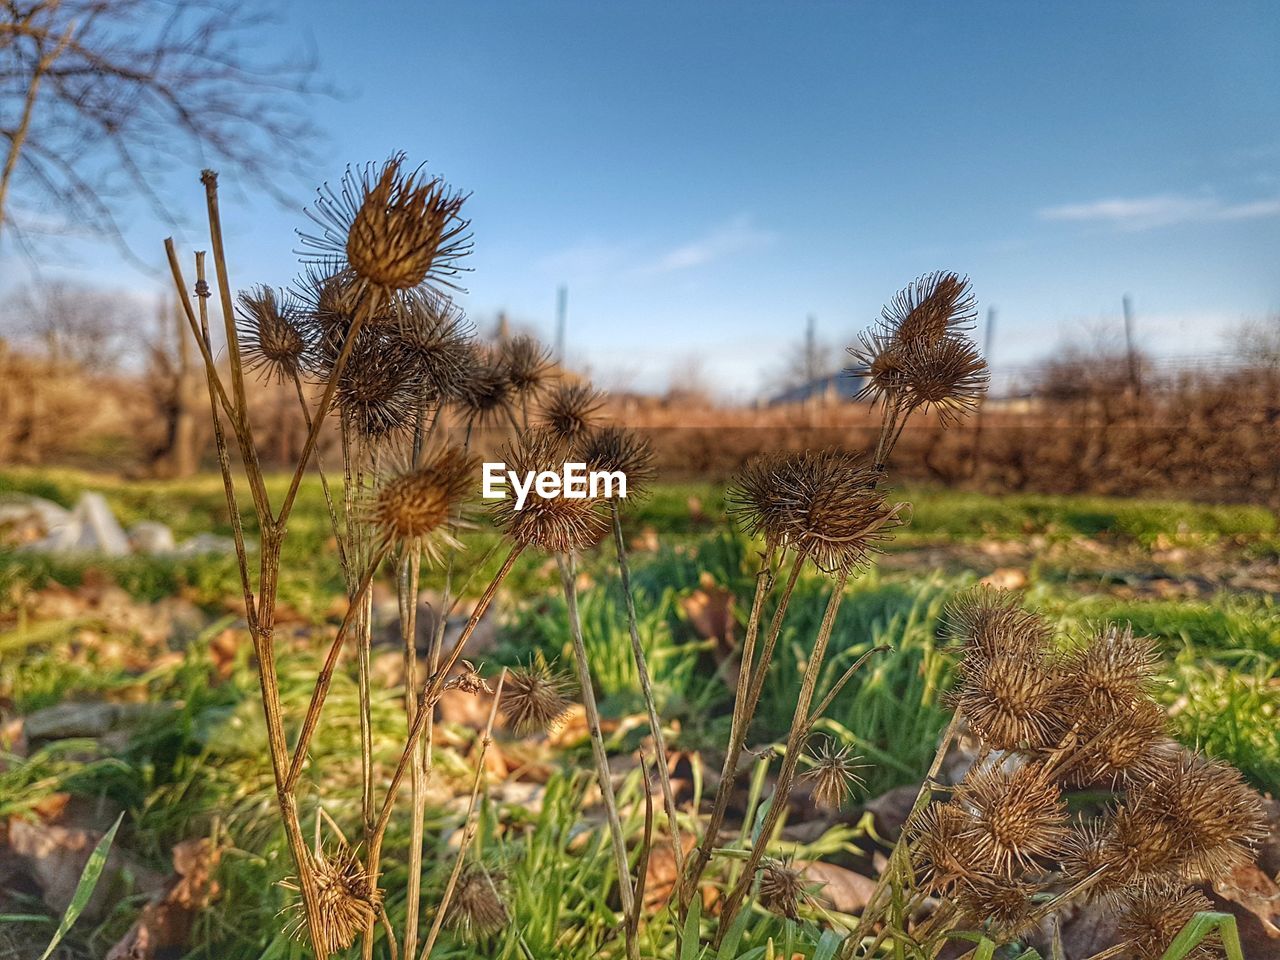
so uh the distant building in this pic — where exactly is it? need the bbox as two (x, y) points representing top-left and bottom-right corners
(767, 370), (863, 407)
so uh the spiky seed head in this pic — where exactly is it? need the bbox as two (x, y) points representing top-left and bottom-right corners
(1060, 817), (1129, 904)
(953, 874), (1038, 939)
(1107, 801), (1186, 883)
(801, 738), (865, 811)
(369, 446), (475, 558)
(883, 272), (978, 347)
(452, 350), (513, 424)
(1117, 880), (1217, 960)
(906, 801), (982, 895)
(500, 334), (554, 396)
(953, 762), (1068, 876)
(897, 335), (989, 422)
(489, 429), (609, 553)
(501, 660), (574, 734)
(949, 652), (1065, 752)
(944, 587), (1054, 664)
(539, 382), (604, 444)
(580, 425), (655, 500)
(447, 865), (509, 939)
(448, 660), (493, 696)
(1135, 749), (1268, 882)
(391, 289), (475, 401)
(847, 329), (909, 407)
(1060, 699), (1174, 788)
(236, 286), (306, 382)
(333, 334), (422, 438)
(284, 844), (381, 954)
(292, 263), (368, 373)
(727, 449), (904, 573)
(300, 155), (472, 293)
(1061, 623), (1161, 711)
(757, 858), (809, 920)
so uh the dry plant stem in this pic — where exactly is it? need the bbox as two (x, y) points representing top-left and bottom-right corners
(290, 372), (346, 570)
(716, 567), (852, 935)
(419, 669), (508, 960)
(368, 545), (525, 872)
(609, 499), (683, 876)
(556, 550), (639, 940)
(807, 645), (892, 726)
(400, 547), (426, 959)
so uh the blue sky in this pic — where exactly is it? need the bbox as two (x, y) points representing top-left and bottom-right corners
(4, 0), (1279, 395)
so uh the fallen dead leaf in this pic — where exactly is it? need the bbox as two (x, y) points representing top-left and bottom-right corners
(105, 838), (222, 960)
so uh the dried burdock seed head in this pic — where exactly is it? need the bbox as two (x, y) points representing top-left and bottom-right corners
(954, 762), (1068, 876)
(580, 425), (655, 500)
(292, 263), (368, 373)
(369, 445), (475, 559)
(847, 329), (908, 408)
(447, 660), (493, 696)
(953, 874), (1039, 939)
(1060, 817), (1128, 903)
(391, 288), (475, 401)
(447, 865), (509, 939)
(334, 336), (423, 439)
(883, 272), (978, 347)
(500, 334), (554, 397)
(728, 449), (904, 573)
(489, 429), (609, 553)
(897, 335), (989, 423)
(501, 659), (574, 734)
(1117, 880), (1216, 960)
(906, 801), (982, 895)
(452, 349), (513, 425)
(282, 843), (381, 955)
(1061, 623), (1161, 711)
(944, 587), (1054, 664)
(236, 286), (306, 382)
(757, 857), (810, 920)
(539, 381), (604, 444)
(300, 155), (472, 293)
(1060, 699), (1174, 789)
(1134, 749), (1267, 881)
(801, 738), (865, 811)
(1107, 801), (1186, 883)
(949, 652), (1065, 752)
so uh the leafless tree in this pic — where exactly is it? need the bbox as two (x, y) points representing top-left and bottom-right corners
(0, 278), (139, 369)
(1, 0), (323, 259)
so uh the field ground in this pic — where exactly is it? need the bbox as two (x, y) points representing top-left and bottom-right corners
(1, 468), (1278, 958)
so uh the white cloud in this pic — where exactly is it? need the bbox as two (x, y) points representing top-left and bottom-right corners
(635, 215), (774, 275)
(1038, 193), (1280, 230)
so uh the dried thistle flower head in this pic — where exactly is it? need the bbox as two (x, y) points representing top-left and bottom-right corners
(447, 660), (493, 696)
(539, 382), (604, 443)
(447, 865), (509, 939)
(236, 286), (306, 382)
(728, 449), (904, 573)
(757, 857), (810, 920)
(944, 587), (1054, 663)
(489, 430), (608, 553)
(500, 334), (553, 397)
(906, 800), (981, 895)
(452, 349), (513, 425)
(949, 651), (1065, 751)
(333, 334), (422, 438)
(882, 272), (978, 348)
(1060, 816), (1127, 903)
(801, 738), (865, 811)
(580, 425), (655, 500)
(369, 446), (475, 558)
(1061, 623), (1161, 710)
(292, 263), (367, 373)
(1134, 749), (1268, 881)
(501, 660), (574, 734)
(1107, 800), (1186, 883)
(391, 289), (475, 401)
(953, 874), (1038, 940)
(896, 334), (989, 422)
(1061, 698), (1173, 788)
(282, 844), (381, 955)
(953, 762), (1068, 875)
(1116, 880), (1216, 960)
(301, 155), (471, 293)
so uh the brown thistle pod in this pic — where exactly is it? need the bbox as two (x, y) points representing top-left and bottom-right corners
(500, 334), (554, 398)
(489, 429), (609, 554)
(948, 651), (1065, 752)
(847, 329), (908, 408)
(446, 864), (510, 939)
(756, 857), (810, 920)
(883, 272), (978, 347)
(292, 263), (370, 374)
(1106, 800), (1186, 884)
(1059, 699), (1175, 788)
(332, 333), (424, 439)
(1060, 816), (1130, 904)
(896, 334), (989, 423)
(300, 155), (471, 294)
(368, 445), (475, 560)
(800, 738), (866, 811)
(282, 844), (382, 955)
(236, 286), (306, 382)
(452, 348), (513, 426)
(390, 288), (475, 402)
(953, 761), (1068, 876)
(727, 449), (905, 574)
(953, 874), (1039, 940)
(1060, 623), (1162, 711)
(1116, 879), (1217, 960)
(538, 382), (604, 445)
(943, 587), (1054, 664)
(906, 800), (982, 895)
(580, 425), (656, 501)
(501, 659), (574, 735)
(1136, 749), (1268, 881)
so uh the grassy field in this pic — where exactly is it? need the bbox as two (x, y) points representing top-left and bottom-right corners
(1, 468), (1277, 958)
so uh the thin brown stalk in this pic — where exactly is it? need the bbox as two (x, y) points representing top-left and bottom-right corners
(400, 546), (426, 959)
(419, 669), (508, 960)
